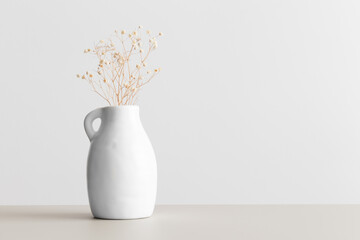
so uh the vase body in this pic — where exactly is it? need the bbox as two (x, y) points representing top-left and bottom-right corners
(84, 106), (157, 219)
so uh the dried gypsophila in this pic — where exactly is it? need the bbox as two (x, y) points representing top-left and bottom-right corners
(77, 26), (163, 105)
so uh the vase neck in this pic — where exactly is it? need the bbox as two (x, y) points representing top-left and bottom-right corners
(101, 106), (140, 123)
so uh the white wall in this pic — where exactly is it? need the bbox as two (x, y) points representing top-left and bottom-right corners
(1, 0), (360, 205)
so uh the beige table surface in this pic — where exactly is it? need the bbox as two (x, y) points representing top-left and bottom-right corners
(0, 205), (359, 240)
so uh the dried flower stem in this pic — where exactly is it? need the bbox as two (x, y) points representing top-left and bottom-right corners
(78, 26), (163, 105)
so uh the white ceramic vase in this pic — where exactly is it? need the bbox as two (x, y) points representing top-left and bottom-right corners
(84, 106), (157, 219)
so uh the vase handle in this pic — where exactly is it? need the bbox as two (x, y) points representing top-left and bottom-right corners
(84, 108), (102, 141)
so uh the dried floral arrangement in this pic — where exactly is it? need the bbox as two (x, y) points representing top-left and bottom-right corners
(77, 26), (163, 105)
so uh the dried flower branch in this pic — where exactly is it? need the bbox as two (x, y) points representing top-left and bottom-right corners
(78, 26), (163, 105)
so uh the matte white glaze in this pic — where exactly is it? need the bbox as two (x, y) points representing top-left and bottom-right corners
(84, 106), (157, 219)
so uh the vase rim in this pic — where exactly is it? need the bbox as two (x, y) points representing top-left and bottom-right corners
(100, 105), (139, 108)
(105, 105), (138, 108)
(91, 105), (139, 112)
